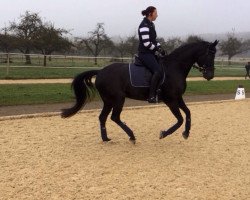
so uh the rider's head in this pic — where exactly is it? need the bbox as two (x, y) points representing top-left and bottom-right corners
(142, 6), (158, 21)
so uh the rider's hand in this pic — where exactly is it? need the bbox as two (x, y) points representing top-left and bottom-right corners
(155, 50), (163, 58)
(158, 47), (166, 56)
(155, 49), (165, 58)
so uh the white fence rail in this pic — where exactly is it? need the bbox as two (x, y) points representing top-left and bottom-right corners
(0, 53), (249, 77)
(0, 53), (133, 76)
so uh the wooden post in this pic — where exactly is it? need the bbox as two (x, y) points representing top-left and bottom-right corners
(6, 53), (10, 77)
(38, 55), (40, 65)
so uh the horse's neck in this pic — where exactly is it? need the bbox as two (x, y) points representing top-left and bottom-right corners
(178, 46), (201, 78)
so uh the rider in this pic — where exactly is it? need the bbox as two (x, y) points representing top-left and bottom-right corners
(138, 6), (165, 103)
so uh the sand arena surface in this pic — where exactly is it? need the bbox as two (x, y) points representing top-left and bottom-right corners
(0, 100), (249, 200)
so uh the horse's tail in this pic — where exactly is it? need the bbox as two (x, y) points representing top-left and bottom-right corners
(61, 70), (99, 118)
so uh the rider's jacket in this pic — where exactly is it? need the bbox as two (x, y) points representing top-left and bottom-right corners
(138, 17), (161, 54)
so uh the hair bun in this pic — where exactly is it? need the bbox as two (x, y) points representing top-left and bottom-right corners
(141, 6), (156, 17)
(141, 10), (147, 16)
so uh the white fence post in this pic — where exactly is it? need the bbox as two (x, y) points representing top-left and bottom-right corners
(6, 53), (10, 77)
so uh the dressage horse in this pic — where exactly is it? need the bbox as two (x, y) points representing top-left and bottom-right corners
(61, 40), (218, 143)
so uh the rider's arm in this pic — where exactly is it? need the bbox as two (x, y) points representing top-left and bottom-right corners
(139, 25), (158, 53)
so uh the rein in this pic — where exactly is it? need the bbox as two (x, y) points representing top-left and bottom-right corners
(192, 64), (204, 72)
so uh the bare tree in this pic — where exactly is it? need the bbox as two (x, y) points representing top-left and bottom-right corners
(33, 22), (72, 66)
(0, 27), (17, 53)
(0, 27), (18, 64)
(220, 33), (242, 64)
(240, 39), (250, 55)
(9, 11), (42, 64)
(81, 23), (112, 65)
(165, 37), (183, 53)
(114, 36), (128, 61)
(124, 33), (139, 58)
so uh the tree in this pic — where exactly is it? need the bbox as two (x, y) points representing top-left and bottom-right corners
(0, 27), (17, 53)
(81, 23), (112, 65)
(114, 36), (128, 61)
(0, 27), (18, 64)
(124, 33), (139, 58)
(241, 39), (250, 54)
(9, 11), (42, 64)
(163, 37), (183, 53)
(33, 22), (72, 66)
(220, 33), (243, 64)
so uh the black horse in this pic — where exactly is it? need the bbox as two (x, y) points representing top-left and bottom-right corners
(245, 62), (250, 79)
(61, 40), (218, 143)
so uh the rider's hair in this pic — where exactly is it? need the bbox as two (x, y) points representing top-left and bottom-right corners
(141, 6), (156, 17)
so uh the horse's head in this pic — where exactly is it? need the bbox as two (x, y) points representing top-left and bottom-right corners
(196, 40), (218, 81)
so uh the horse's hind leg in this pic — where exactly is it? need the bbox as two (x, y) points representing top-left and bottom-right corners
(110, 98), (136, 143)
(99, 103), (112, 142)
(179, 97), (191, 139)
(160, 101), (183, 139)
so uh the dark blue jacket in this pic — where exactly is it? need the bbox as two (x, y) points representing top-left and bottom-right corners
(138, 17), (161, 54)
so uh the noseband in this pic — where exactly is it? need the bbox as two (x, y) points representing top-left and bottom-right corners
(193, 47), (216, 73)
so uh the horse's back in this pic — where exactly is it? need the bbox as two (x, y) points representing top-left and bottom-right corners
(96, 63), (128, 83)
(95, 63), (129, 94)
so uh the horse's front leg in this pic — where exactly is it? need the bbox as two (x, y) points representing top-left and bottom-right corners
(160, 102), (184, 139)
(178, 97), (191, 139)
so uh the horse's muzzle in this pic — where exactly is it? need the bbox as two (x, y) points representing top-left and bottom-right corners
(203, 71), (214, 81)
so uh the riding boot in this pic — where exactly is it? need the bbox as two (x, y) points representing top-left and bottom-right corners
(148, 72), (161, 103)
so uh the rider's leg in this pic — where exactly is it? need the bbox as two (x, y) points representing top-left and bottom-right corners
(138, 53), (162, 103)
(148, 71), (161, 103)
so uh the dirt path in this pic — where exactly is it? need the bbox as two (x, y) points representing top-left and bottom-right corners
(0, 77), (246, 84)
(0, 100), (249, 199)
(1, 94), (247, 117)
(0, 79), (72, 84)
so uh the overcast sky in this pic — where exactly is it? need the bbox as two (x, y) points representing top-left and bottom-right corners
(1, 0), (250, 38)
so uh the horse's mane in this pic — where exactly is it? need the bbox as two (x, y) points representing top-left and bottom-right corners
(166, 41), (210, 60)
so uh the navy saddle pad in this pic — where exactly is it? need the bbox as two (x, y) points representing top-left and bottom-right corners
(129, 63), (152, 87)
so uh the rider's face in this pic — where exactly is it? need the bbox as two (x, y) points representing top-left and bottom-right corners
(150, 9), (158, 21)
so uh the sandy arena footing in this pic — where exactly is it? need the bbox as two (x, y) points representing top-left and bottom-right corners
(0, 99), (249, 199)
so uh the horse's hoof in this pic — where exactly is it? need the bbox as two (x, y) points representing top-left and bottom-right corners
(103, 138), (111, 142)
(129, 138), (136, 144)
(159, 131), (165, 139)
(182, 131), (189, 139)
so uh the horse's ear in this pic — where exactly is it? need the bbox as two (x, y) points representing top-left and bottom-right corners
(212, 40), (219, 46)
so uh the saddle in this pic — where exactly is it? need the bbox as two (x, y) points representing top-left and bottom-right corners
(129, 55), (165, 87)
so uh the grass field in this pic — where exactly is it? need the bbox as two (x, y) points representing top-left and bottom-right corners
(0, 80), (249, 106)
(0, 65), (247, 79)
(0, 66), (99, 79)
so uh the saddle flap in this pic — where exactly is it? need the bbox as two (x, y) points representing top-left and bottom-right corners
(129, 63), (152, 87)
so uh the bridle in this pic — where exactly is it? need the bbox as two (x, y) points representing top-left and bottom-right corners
(193, 47), (216, 74)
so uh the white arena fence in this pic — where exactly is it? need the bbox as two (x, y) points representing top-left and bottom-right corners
(0, 53), (249, 76)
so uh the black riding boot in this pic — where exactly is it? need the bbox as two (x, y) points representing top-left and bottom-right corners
(148, 72), (161, 103)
